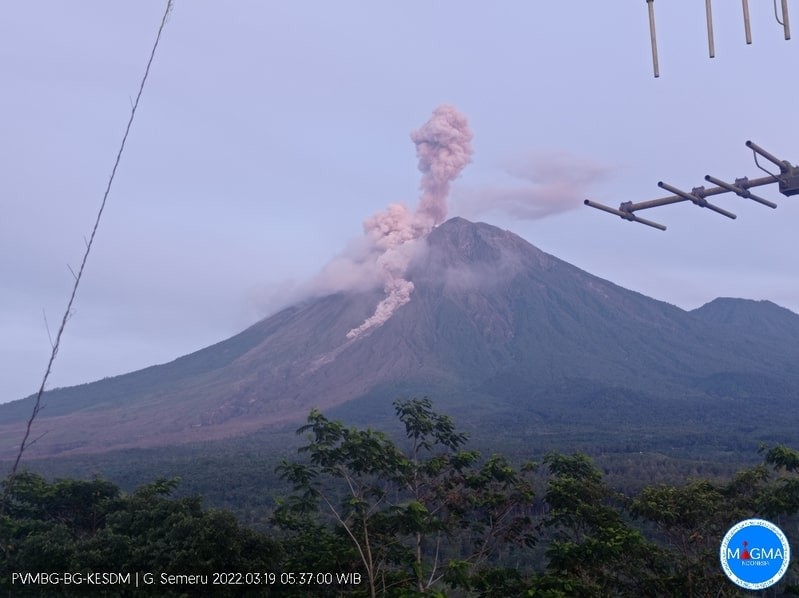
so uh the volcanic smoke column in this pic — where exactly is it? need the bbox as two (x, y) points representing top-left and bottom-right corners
(412, 104), (475, 230)
(346, 105), (473, 340)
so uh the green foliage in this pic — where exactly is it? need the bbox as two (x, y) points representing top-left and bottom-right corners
(630, 445), (799, 596)
(4, 400), (799, 597)
(1, 473), (282, 597)
(274, 397), (538, 597)
(536, 452), (667, 597)
(274, 402), (799, 597)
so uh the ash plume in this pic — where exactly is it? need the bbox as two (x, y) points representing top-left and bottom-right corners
(455, 151), (610, 220)
(411, 105), (475, 228)
(346, 105), (473, 339)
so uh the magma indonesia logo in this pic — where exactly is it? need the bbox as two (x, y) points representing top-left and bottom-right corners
(720, 518), (791, 590)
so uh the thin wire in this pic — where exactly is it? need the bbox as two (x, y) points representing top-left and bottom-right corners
(1, 0), (175, 512)
(774, 0), (785, 26)
(752, 150), (783, 183)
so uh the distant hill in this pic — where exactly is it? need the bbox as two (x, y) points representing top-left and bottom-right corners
(2, 217), (798, 458)
(692, 297), (799, 345)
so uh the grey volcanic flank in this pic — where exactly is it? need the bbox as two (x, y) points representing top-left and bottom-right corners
(2, 217), (798, 457)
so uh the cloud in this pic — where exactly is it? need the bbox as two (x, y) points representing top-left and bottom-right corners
(456, 150), (612, 220)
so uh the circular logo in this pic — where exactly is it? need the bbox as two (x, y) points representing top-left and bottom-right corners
(720, 518), (790, 590)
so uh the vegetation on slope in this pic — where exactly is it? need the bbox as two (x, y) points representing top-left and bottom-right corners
(2, 398), (799, 596)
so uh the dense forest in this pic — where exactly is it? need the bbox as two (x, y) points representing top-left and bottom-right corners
(2, 398), (799, 597)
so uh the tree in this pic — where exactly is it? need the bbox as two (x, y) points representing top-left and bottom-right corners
(631, 445), (799, 597)
(1, 473), (282, 597)
(535, 452), (668, 597)
(274, 397), (537, 597)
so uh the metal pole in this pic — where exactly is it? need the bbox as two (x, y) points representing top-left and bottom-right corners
(585, 172), (781, 229)
(782, 0), (791, 40)
(616, 175), (776, 213)
(742, 0), (752, 44)
(704, 175), (778, 208)
(621, 194), (692, 211)
(583, 200), (667, 230)
(746, 140), (788, 169)
(647, 0), (660, 77)
(658, 181), (737, 219)
(706, 0), (716, 57)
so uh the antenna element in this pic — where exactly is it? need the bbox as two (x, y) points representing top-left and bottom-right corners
(585, 141), (797, 230)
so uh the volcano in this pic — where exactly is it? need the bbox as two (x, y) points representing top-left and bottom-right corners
(2, 217), (798, 458)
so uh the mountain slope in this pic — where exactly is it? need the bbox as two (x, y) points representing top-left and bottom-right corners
(2, 218), (798, 457)
(692, 297), (799, 344)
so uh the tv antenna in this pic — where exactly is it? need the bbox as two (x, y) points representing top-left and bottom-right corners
(645, 0), (792, 77)
(584, 141), (799, 231)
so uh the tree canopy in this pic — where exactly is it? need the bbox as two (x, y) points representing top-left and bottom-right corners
(3, 398), (799, 596)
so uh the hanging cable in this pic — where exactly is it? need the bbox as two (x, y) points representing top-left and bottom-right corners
(774, 0), (785, 26)
(752, 150), (783, 183)
(1, 0), (175, 513)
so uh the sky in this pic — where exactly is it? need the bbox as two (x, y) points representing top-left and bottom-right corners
(1, 2), (797, 405)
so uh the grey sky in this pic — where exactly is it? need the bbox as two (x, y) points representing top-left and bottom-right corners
(2, 2), (797, 404)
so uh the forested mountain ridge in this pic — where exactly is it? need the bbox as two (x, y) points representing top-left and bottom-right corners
(1, 217), (798, 458)
(4, 400), (799, 596)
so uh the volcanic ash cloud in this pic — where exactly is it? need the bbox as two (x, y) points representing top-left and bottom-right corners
(456, 151), (611, 221)
(346, 105), (473, 340)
